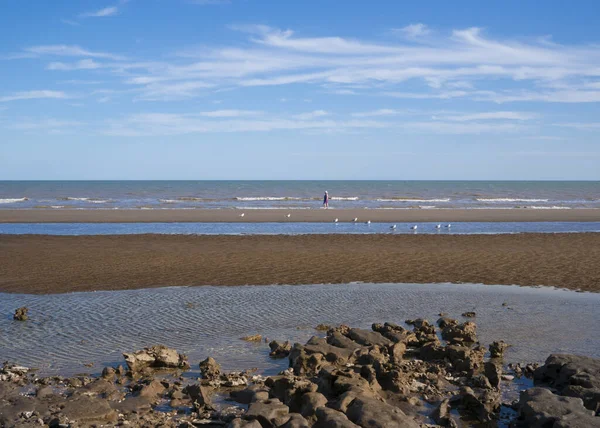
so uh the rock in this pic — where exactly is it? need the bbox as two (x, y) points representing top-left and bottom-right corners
(60, 395), (119, 424)
(314, 407), (360, 428)
(184, 384), (213, 409)
(136, 379), (166, 401)
(345, 328), (392, 347)
(442, 321), (478, 344)
(245, 398), (289, 427)
(346, 396), (420, 428)
(289, 344), (326, 376)
(279, 413), (310, 428)
(123, 345), (189, 372)
(230, 385), (269, 404)
(485, 360), (502, 389)
(489, 340), (509, 358)
(13, 307), (28, 321)
(299, 392), (328, 418)
(437, 317), (458, 329)
(269, 340), (292, 358)
(36, 386), (53, 398)
(446, 345), (485, 374)
(432, 398), (458, 427)
(228, 419), (262, 428)
(327, 331), (362, 350)
(461, 311), (476, 318)
(241, 334), (263, 342)
(200, 356), (222, 380)
(101, 366), (116, 378)
(315, 324), (332, 331)
(516, 387), (597, 428)
(534, 354), (600, 412)
(459, 386), (500, 422)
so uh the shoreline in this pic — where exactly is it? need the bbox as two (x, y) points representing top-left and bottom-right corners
(1, 233), (599, 294)
(1, 208), (600, 223)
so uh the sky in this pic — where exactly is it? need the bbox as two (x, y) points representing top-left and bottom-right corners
(1, 0), (600, 180)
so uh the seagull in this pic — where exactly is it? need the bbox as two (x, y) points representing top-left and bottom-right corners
(239, 213), (245, 218)
(286, 213), (291, 218)
(365, 220), (371, 224)
(410, 225), (418, 230)
(334, 218), (338, 223)
(435, 224), (441, 229)
(353, 217), (358, 222)
(390, 224), (397, 230)
(445, 224), (451, 228)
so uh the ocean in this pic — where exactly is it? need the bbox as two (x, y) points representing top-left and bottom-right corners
(1, 180), (599, 210)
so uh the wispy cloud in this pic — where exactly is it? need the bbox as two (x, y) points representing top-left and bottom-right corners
(61, 19), (81, 27)
(433, 111), (537, 121)
(0, 90), (69, 103)
(24, 45), (125, 60)
(293, 110), (329, 120)
(80, 6), (119, 18)
(47, 59), (103, 71)
(392, 23), (431, 39)
(352, 109), (409, 117)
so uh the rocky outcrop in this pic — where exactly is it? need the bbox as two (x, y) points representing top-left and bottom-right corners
(489, 340), (509, 358)
(514, 387), (598, 427)
(123, 345), (189, 372)
(534, 354), (600, 413)
(269, 340), (292, 358)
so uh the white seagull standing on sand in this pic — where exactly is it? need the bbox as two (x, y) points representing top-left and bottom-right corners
(445, 224), (451, 228)
(390, 224), (397, 230)
(353, 217), (358, 222)
(286, 213), (291, 218)
(334, 218), (338, 223)
(435, 224), (441, 229)
(365, 220), (371, 224)
(239, 213), (245, 218)
(410, 225), (418, 230)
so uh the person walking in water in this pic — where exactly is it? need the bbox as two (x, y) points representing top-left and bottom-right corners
(323, 190), (329, 208)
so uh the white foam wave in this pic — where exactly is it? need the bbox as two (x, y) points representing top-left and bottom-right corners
(476, 198), (549, 202)
(330, 197), (359, 201)
(525, 206), (571, 210)
(376, 198), (450, 203)
(0, 197), (28, 204)
(235, 197), (307, 201)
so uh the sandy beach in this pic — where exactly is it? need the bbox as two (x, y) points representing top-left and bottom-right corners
(1, 233), (599, 294)
(1, 208), (600, 223)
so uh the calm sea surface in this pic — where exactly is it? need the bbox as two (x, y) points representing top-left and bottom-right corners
(1, 181), (599, 210)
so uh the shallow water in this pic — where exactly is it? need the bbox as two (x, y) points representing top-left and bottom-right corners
(2, 221), (600, 235)
(1, 283), (598, 378)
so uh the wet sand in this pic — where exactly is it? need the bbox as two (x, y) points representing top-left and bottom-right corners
(1, 208), (600, 223)
(1, 233), (599, 294)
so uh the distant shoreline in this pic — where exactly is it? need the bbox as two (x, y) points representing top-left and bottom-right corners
(1, 208), (600, 223)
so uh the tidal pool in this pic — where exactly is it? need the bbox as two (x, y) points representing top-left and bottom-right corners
(1, 282), (598, 377)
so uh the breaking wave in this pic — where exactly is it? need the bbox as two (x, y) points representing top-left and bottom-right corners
(0, 197), (28, 204)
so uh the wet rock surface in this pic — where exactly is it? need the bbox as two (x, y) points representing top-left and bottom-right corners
(13, 306), (28, 321)
(1, 319), (599, 427)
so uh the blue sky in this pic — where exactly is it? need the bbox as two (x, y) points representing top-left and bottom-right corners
(1, 0), (600, 180)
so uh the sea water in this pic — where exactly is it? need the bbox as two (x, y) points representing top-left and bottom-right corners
(1, 180), (599, 210)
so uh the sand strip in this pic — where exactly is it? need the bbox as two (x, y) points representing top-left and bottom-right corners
(1, 233), (599, 294)
(1, 208), (599, 223)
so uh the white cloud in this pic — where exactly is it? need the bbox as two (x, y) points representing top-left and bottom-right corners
(47, 59), (102, 71)
(434, 111), (537, 121)
(0, 90), (69, 103)
(393, 23), (431, 39)
(80, 6), (119, 18)
(352, 109), (405, 117)
(9, 119), (83, 130)
(102, 112), (386, 136)
(293, 110), (329, 120)
(196, 110), (263, 117)
(24, 45), (124, 60)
